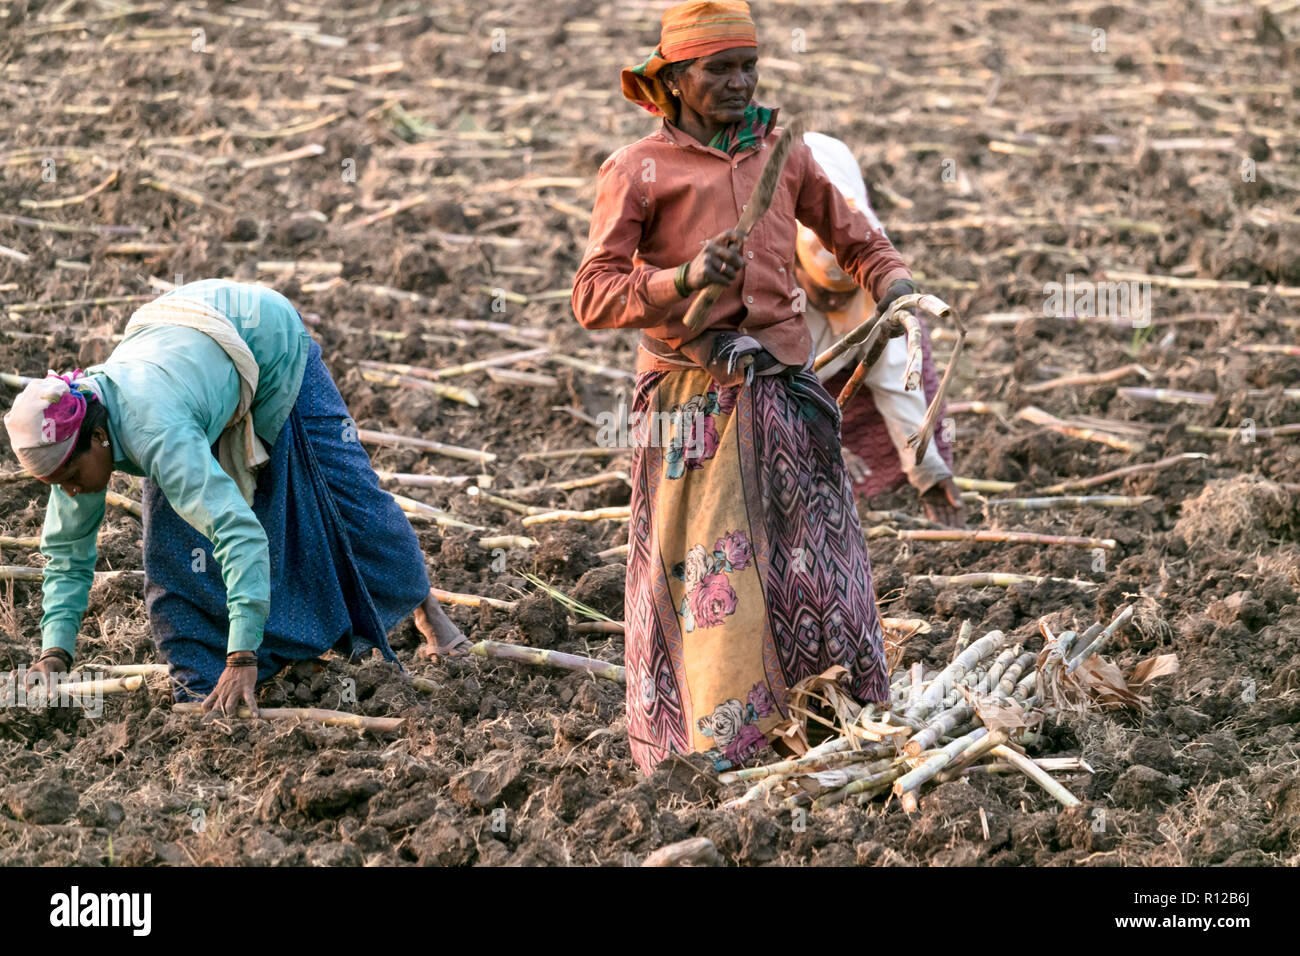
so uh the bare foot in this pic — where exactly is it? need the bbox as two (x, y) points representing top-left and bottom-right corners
(414, 592), (471, 658)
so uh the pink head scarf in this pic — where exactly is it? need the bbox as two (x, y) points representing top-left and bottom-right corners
(3, 370), (104, 480)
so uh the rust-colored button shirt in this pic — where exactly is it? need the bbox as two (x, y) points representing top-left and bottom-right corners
(572, 108), (913, 374)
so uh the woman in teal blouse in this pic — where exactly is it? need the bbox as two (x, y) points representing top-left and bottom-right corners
(5, 279), (466, 714)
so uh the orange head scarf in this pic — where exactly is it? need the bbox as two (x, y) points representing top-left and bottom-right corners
(620, 1), (758, 124)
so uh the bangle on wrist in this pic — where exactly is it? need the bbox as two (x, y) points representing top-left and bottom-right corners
(226, 651), (258, 668)
(674, 262), (691, 298)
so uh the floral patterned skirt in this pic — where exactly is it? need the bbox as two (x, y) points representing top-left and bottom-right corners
(623, 365), (890, 775)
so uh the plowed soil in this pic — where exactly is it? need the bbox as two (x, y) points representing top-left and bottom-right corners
(1, 0), (1297, 866)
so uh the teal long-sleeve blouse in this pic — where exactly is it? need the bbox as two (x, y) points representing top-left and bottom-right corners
(39, 280), (311, 658)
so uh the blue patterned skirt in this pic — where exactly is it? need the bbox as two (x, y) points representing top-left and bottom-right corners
(142, 340), (431, 700)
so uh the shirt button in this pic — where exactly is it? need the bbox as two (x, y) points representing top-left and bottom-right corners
(746, 296), (754, 304)
(746, 251), (754, 259)
(778, 266), (785, 273)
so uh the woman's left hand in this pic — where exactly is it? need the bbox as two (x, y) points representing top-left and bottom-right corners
(202, 651), (259, 717)
(919, 477), (965, 528)
(872, 278), (919, 323)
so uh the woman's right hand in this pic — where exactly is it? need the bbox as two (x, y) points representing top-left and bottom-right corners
(686, 229), (746, 291)
(25, 654), (68, 694)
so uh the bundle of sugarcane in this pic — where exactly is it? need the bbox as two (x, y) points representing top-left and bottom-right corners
(720, 605), (1153, 813)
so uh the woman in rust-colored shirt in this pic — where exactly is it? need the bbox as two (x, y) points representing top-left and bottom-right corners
(572, 0), (924, 775)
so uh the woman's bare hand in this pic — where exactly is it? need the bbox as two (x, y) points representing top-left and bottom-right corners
(202, 652), (259, 717)
(919, 477), (966, 528)
(24, 654), (68, 699)
(686, 229), (746, 290)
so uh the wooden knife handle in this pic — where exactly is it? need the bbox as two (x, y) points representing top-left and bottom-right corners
(682, 281), (726, 332)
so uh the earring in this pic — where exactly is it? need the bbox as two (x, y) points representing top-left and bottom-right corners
(672, 89), (680, 96)
(101, 441), (109, 447)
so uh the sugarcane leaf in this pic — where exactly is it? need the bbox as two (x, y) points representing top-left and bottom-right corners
(1078, 656), (1145, 710)
(970, 694), (1034, 734)
(1128, 653), (1179, 686)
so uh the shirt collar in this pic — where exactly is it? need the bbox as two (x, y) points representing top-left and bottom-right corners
(659, 102), (780, 159)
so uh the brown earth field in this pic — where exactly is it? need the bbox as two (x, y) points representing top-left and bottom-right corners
(1, 0), (1298, 867)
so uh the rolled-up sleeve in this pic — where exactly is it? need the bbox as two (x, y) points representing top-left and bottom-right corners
(793, 146), (913, 302)
(137, 425), (270, 653)
(39, 487), (106, 657)
(571, 156), (683, 330)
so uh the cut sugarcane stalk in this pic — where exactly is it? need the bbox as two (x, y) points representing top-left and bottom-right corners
(518, 447), (622, 461)
(598, 544), (629, 560)
(0, 372), (35, 388)
(389, 492), (484, 530)
(429, 587), (516, 611)
(832, 294), (944, 402)
(521, 506), (631, 526)
(910, 572), (1098, 590)
(934, 728), (1011, 783)
(571, 621), (624, 635)
(835, 357), (872, 408)
(991, 652), (1036, 698)
(817, 291), (950, 376)
(985, 494), (1154, 510)
(810, 761), (908, 811)
(907, 630), (1003, 719)
(465, 486), (544, 516)
(469, 639), (625, 683)
(1021, 363), (1151, 394)
(721, 739), (892, 786)
(359, 368), (480, 406)
(981, 646), (1021, 692)
(172, 702), (404, 733)
(105, 490), (142, 517)
(1239, 344), (1300, 358)
(895, 528), (1117, 550)
(642, 837), (721, 867)
(907, 304), (966, 465)
(946, 400), (1008, 415)
(0, 535), (40, 549)
(43, 675), (144, 697)
(1065, 604), (1134, 672)
(478, 535), (538, 551)
(376, 470), (475, 488)
(866, 509), (945, 529)
(903, 703), (975, 755)
(1036, 452), (1208, 495)
(813, 307), (883, 372)
(898, 310), (924, 391)
(486, 367), (560, 388)
(362, 347), (549, 381)
(1117, 386), (1215, 406)
(546, 354), (636, 381)
(513, 470), (630, 493)
(358, 428), (496, 464)
(989, 744), (1081, 807)
(1017, 405), (1147, 453)
(836, 308), (909, 403)
(893, 728), (989, 809)
(953, 476), (1017, 492)
(724, 776), (782, 809)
